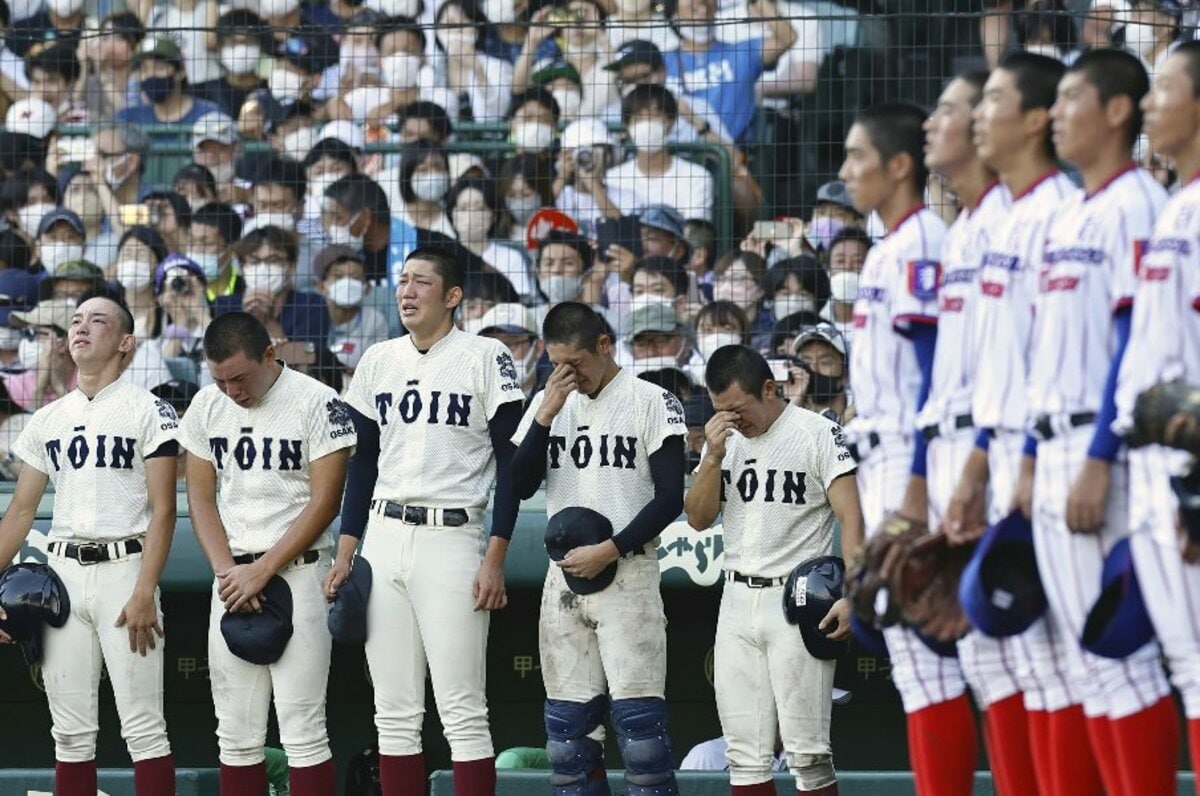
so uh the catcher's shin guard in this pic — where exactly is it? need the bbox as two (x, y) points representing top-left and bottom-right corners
(611, 697), (678, 796)
(546, 696), (611, 796)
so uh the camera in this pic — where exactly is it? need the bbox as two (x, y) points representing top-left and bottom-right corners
(169, 275), (191, 295)
(575, 148), (595, 172)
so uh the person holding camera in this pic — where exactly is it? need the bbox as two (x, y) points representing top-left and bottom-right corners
(554, 118), (636, 229)
(783, 324), (850, 424)
(157, 254), (213, 380)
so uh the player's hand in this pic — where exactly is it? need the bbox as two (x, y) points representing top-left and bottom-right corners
(1066, 457), (1110, 534)
(1011, 455), (1035, 520)
(703, 411), (739, 460)
(0, 606), (10, 643)
(818, 596), (851, 641)
(556, 540), (620, 580)
(472, 559), (508, 612)
(324, 557), (352, 601)
(945, 462), (988, 545)
(115, 591), (163, 656)
(536, 364), (578, 425)
(217, 563), (271, 613)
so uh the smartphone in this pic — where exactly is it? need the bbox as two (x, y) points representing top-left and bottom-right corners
(119, 204), (155, 227)
(595, 216), (643, 261)
(752, 220), (792, 241)
(57, 137), (94, 166)
(766, 358), (790, 383)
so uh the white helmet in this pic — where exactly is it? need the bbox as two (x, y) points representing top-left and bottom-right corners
(561, 118), (614, 151)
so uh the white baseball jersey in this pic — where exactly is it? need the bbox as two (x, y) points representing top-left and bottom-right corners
(1029, 166), (1167, 416)
(345, 328), (523, 509)
(179, 367), (358, 556)
(513, 368), (685, 532)
(972, 171), (1078, 431)
(917, 182), (1011, 427)
(713, 404), (856, 579)
(11, 379), (179, 543)
(848, 206), (945, 436)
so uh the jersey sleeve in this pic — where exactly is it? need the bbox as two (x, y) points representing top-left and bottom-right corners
(343, 345), (380, 421)
(814, 419), (857, 490)
(891, 218), (943, 331)
(1111, 204), (1155, 312)
(643, 387), (688, 456)
(512, 391), (545, 446)
(10, 409), (46, 474)
(480, 338), (525, 420)
(178, 393), (211, 460)
(308, 388), (359, 462)
(142, 394), (180, 457)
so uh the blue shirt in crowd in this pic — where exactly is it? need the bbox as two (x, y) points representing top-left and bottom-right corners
(116, 97), (224, 139)
(663, 39), (764, 143)
(213, 289), (331, 347)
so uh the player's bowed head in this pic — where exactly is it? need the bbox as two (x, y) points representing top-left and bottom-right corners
(203, 312), (283, 409)
(537, 302), (621, 423)
(702, 343), (788, 443)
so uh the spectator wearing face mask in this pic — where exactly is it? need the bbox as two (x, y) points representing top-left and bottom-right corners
(461, 270), (522, 331)
(248, 155), (324, 288)
(9, 0), (85, 59)
(172, 163), (220, 215)
(448, 177), (534, 298)
(9, 166), (58, 240)
(1125, 0), (1182, 79)
(0, 268), (40, 372)
(505, 87), (561, 158)
(475, 301), (544, 400)
(628, 255), (690, 323)
(603, 204), (691, 317)
(86, 123), (148, 234)
(692, 299), (747, 378)
(711, 249), (771, 352)
(140, 0), (221, 88)
(374, 16), (461, 117)
(313, 245), (389, 375)
(191, 10), (269, 119)
(533, 229), (604, 312)
(807, 180), (863, 254)
(107, 224), (168, 338)
(390, 142), (455, 237)
(765, 254), (830, 325)
(434, 0), (515, 122)
(302, 137), (360, 223)
(528, 57), (590, 124)
(60, 170), (119, 271)
(81, 12), (145, 122)
(141, 190), (193, 254)
(191, 112), (244, 206)
(188, 202), (243, 301)
(607, 0), (679, 52)
(397, 99), (454, 146)
(238, 33), (337, 141)
(155, 253), (212, 379)
(499, 151), (557, 241)
(33, 207), (86, 280)
(555, 118), (637, 229)
(624, 301), (697, 374)
(117, 36), (223, 132)
(823, 225), (869, 344)
(3, 298), (75, 410)
(785, 323), (851, 423)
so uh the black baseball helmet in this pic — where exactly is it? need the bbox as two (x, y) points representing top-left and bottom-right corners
(783, 555), (848, 660)
(0, 562), (71, 665)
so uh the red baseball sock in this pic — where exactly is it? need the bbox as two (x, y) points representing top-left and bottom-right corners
(732, 783), (776, 795)
(906, 694), (977, 796)
(1111, 696), (1180, 796)
(289, 759), (336, 796)
(55, 760), (97, 796)
(379, 753), (425, 794)
(452, 757), (496, 796)
(134, 753), (175, 795)
(982, 695), (1037, 795)
(219, 762), (267, 794)
(1083, 715), (1123, 796)
(1047, 706), (1102, 796)
(1190, 718), (1200, 793)
(1026, 708), (1055, 788)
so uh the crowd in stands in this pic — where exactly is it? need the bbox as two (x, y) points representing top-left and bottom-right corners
(0, 0), (1194, 479)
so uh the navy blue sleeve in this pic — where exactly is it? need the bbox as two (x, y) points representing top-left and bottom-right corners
(909, 324), (937, 477)
(1023, 434), (1038, 458)
(612, 436), (686, 555)
(974, 429), (991, 452)
(511, 419), (550, 500)
(339, 407), (380, 539)
(487, 402), (523, 540)
(1087, 306), (1132, 462)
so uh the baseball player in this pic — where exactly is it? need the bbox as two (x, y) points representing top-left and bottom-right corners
(837, 102), (974, 794)
(947, 52), (1087, 793)
(509, 301), (687, 796)
(0, 291), (177, 795)
(1025, 48), (1175, 794)
(1117, 39), (1200, 784)
(331, 247), (524, 795)
(181, 311), (356, 795)
(684, 344), (863, 796)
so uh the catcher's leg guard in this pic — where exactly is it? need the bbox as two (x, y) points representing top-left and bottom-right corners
(611, 697), (678, 796)
(546, 696), (611, 796)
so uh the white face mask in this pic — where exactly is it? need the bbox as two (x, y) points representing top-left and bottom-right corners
(17, 337), (42, 370)
(205, 159), (235, 186)
(105, 154), (132, 189)
(507, 195), (540, 225)
(771, 294), (816, 319)
(269, 67), (306, 103)
(542, 273), (581, 304)
(0, 326), (21, 351)
(1023, 43), (1062, 60)
(8, 0), (40, 21)
(677, 22), (714, 43)
(697, 331), (741, 361)
(254, 212), (296, 232)
(1124, 21), (1159, 59)
(260, 0), (300, 17)
(552, 89), (582, 118)
(327, 276), (366, 308)
(829, 271), (860, 304)
(279, 127), (317, 161)
(380, 53), (423, 90)
(366, 0), (419, 16)
(115, 258), (153, 291)
(40, 241), (84, 272)
(325, 215), (364, 250)
(631, 354), (681, 373)
(452, 208), (493, 242)
(220, 44), (261, 75)
(628, 119), (669, 153)
(46, 0), (83, 15)
(511, 344), (537, 390)
(308, 171), (344, 201)
(630, 292), (672, 313)
(242, 264), (289, 294)
(411, 171), (450, 203)
(484, 0), (517, 23)
(188, 251), (222, 282)
(18, 203), (55, 236)
(512, 121), (555, 152)
(713, 277), (759, 312)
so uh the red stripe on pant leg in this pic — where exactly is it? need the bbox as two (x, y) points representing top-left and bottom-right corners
(452, 756), (496, 796)
(1027, 708), (1054, 789)
(289, 759), (336, 796)
(1111, 696), (1181, 796)
(982, 695), (1037, 795)
(907, 695), (977, 795)
(380, 753), (426, 795)
(1083, 715), (1123, 795)
(55, 760), (98, 796)
(1047, 706), (1102, 796)
(133, 753), (175, 795)
(732, 783), (776, 795)
(219, 762), (267, 794)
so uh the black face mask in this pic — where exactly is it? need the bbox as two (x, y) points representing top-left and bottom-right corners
(807, 370), (843, 405)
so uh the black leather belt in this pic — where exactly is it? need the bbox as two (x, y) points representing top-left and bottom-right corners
(921, 414), (974, 442)
(847, 432), (881, 463)
(232, 550), (321, 566)
(1033, 412), (1096, 441)
(726, 571), (787, 589)
(371, 500), (469, 527)
(48, 538), (143, 565)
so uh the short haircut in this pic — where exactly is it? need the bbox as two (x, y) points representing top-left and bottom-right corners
(98, 123), (149, 174)
(398, 141), (447, 205)
(542, 301), (608, 352)
(464, 270), (520, 303)
(855, 102), (930, 190)
(118, 224), (168, 264)
(1176, 42), (1200, 99)
(714, 249), (766, 284)
(21, 166), (58, 205)
(507, 86), (561, 122)
(828, 225), (872, 256)
(77, 286), (135, 336)
(538, 229), (593, 272)
(375, 15), (426, 51)
(143, 190), (192, 228)
(326, 172), (391, 225)
(499, 151), (555, 206)
(705, 344), (773, 398)
(1067, 48), (1150, 148)
(303, 138), (359, 171)
(101, 11), (145, 48)
(956, 70), (990, 105)
(236, 225), (299, 265)
(192, 202), (243, 246)
(638, 367), (693, 402)
(621, 84), (678, 124)
(252, 155), (307, 206)
(998, 50), (1065, 156)
(404, 246), (464, 291)
(204, 311), (272, 363)
(174, 162), (218, 195)
(25, 41), (81, 84)
(216, 8), (269, 48)
(632, 255), (688, 297)
(399, 100), (452, 143)
(695, 300), (749, 337)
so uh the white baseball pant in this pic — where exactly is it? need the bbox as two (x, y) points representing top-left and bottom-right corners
(1032, 426), (1169, 719)
(714, 580), (836, 791)
(41, 551), (170, 763)
(856, 435), (966, 714)
(361, 513), (494, 761)
(208, 558), (333, 768)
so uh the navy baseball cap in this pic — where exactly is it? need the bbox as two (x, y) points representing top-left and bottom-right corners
(328, 557), (373, 645)
(604, 39), (664, 72)
(277, 33), (338, 76)
(545, 507), (617, 595)
(0, 268), (40, 327)
(154, 253), (206, 294)
(220, 575), (294, 665)
(959, 511), (1047, 637)
(36, 207), (84, 239)
(1082, 538), (1155, 659)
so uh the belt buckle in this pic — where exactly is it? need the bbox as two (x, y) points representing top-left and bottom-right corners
(76, 544), (103, 566)
(401, 506), (425, 525)
(1034, 416), (1053, 441)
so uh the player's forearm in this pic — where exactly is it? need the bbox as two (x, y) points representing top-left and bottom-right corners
(339, 408), (381, 539)
(0, 466), (48, 565)
(134, 459), (177, 596)
(185, 461), (237, 573)
(684, 454), (723, 530)
(259, 451), (351, 574)
(1087, 308), (1131, 462)
(488, 402), (523, 539)
(613, 438), (685, 554)
(332, 532), (359, 565)
(828, 474), (865, 561)
(511, 420), (551, 499)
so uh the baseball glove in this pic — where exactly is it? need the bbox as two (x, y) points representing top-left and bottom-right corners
(892, 532), (974, 642)
(847, 514), (927, 629)
(1128, 380), (1200, 453)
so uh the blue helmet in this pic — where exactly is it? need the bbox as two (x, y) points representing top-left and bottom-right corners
(959, 511), (1047, 637)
